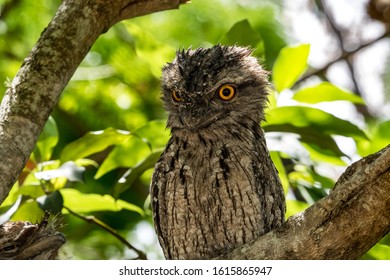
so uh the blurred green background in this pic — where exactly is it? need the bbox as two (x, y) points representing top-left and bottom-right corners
(0, 0), (389, 259)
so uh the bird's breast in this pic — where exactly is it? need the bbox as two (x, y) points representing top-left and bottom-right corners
(160, 136), (265, 259)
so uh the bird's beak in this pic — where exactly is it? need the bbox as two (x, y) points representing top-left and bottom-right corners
(181, 110), (228, 132)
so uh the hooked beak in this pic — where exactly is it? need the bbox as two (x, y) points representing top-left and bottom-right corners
(180, 110), (228, 132)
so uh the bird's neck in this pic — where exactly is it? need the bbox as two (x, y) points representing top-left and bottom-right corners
(171, 119), (265, 148)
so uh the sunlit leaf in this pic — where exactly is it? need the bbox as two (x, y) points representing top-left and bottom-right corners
(11, 200), (44, 222)
(264, 106), (368, 140)
(301, 132), (346, 159)
(308, 168), (335, 189)
(113, 149), (163, 198)
(35, 161), (85, 183)
(270, 151), (289, 195)
(61, 188), (144, 215)
(220, 19), (263, 48)
(289, 168), (327, 204)
(0, 182), (20, 208)
(123, 22), (175, 78)
(132, 120), (170, 151)
(263, 106), (363, 161)
(286, 200), (309, 218)
(293, 82), (364, 104)
(74, 158), (99, 168)
(60, 128), (130, 162)
(357, 120), (390, 156)
(272, 44), (310, 92)
(302, 143), (346, 166)
(17, 184), (45, 198)
(362, 243), (390, 260)
(34, 116), (59, 162)
(95, 136), (150, 179)
(0, 196), (22, 225)
(298, 184), (328, 203)
(380, 233), (390, 246)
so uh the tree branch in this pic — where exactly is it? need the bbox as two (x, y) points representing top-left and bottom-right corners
(64, 206), (147, 260)
(296, 29), (390, 85)
(316, 0), (373, 118)
(0, 0), (189, 205)
(216, 145), (390, 259)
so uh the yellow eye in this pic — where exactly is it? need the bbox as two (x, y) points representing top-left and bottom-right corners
(172, 91), (182, 102)
(218, 84), (236, 101)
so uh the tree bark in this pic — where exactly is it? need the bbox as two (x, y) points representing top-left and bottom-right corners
(0, 0), (189, 204)
(216, 145), (390, 259)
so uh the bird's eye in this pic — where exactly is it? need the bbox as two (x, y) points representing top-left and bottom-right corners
(172, 91), (182, 102)
(217, 84), (236, 101)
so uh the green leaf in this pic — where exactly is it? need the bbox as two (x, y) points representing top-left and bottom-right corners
(270, 151), (289, 195)
(286, 200), (309, 218)
(272, 44), (310, 92)
(11, 200), (44, 222)
(95, 136), (150, 179)
(357, 120), (390, 156)
(220, 19), (263, 48)
(302, 143), (346, 166)
(309, 169), (335, 189)
(264, 106), (368, 162)
(35, 161), (85, 183)
(293, 82), (364, 104)
(60, 188), (144, 215)
(264, 106), (368, 140)
(380, 233), (390, 246)
(300, 132), (346, 159)
(74, 158), (99, 168)
(60, 128), (130, 162)
(132, 120), (170, 151)
(17, 184), (45, 198)
(37, 190), (63, 214)
(113, 148), (163, 198)
(361, 243), (390, 260)
(34, 116), (59, 162)
(0, 196), (22, 225)
(0, 182), (20, 208)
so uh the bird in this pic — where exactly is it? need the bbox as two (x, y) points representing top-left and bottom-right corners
(150, 45), (286, 260)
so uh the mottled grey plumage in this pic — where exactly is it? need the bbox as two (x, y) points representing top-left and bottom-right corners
(151, 45), (285, 260)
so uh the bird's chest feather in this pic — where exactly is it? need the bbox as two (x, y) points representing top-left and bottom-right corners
(158, 133), (265, 259)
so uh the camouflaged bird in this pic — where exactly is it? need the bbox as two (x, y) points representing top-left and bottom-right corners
(151, 45), (285, 260)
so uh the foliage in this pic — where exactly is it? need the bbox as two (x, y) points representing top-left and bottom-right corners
(0, 0), (389, 259)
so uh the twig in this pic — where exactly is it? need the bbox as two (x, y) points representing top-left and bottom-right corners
(319, 0), (365, 97)
(317, 0), (376, 118)
(63, 206), (147, 260)
(297, 29), (390, 84)
(318, 0), (345, 48)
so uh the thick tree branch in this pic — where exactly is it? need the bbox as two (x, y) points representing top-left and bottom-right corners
(0, 212), (65, 260)
(216, 145), (390, 259)
(0, 0), (188, 204)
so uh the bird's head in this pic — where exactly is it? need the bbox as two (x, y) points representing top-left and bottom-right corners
(161, 45), (270, 134)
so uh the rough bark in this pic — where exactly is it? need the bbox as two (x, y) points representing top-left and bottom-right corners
(0, 0), (188, 204)
(0, 213), (64, 260)
(216, 145), (390, 259)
